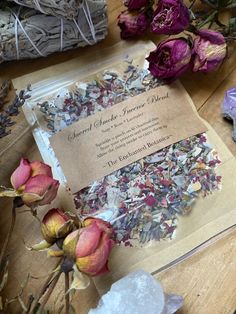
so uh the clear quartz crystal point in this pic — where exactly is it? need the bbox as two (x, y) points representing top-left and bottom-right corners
(89, 270), (183, 314)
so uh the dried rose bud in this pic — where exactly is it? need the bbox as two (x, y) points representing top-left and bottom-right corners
(41, 208), (74, 244)
(124, 0), (148, 10)
(63, 218), (114, 276)
(192, 29), (226, 73)
(146, 38), (191, 81)
(10, 158), (59, 206)
(151, 0), (190, 35)
(118, 10), (150, 39)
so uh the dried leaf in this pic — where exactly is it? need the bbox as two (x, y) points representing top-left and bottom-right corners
(47, 249), (64, 258)
(26, 240), (51, 251)
(0, 189), (21, 198)
(69, 266), (90, 291)
(229, 17), (236, 34)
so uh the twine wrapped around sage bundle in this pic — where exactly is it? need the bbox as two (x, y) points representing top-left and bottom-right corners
(0, 0), (107, 63)
(9, 0), (81, 19)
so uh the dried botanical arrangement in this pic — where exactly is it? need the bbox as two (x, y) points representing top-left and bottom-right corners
(0, 158), (114, 313)
(118, 0), (236, 82)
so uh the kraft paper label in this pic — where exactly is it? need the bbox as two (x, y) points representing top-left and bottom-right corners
(50, 83), (207, 192)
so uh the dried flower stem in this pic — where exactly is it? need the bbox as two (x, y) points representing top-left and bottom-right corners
(37, 271), (61, 314)
(65, 273), (70, 314)
(196, 10), (218, 29)
(29, 259), (62, 314)
(0, 201), (16, 268)
(188, 0), (197, 10)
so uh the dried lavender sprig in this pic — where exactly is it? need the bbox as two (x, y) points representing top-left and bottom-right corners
(0, 84), (31, 139)
(0, 80), (11, 109)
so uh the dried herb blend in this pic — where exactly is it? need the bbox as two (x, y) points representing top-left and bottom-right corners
(34, 61), (221, 246)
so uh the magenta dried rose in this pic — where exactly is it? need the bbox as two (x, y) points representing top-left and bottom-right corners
(151, 0), (190, 35)
(118, 10), (150, 39)
(192, 29), (227, 73)
(124, 0), (148, 10)
(146, 38), (191, 81)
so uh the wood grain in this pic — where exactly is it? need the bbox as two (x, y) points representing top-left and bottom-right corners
(0, 1), (236, 313)
(156, 230), (236, 314)
(199, 67), (236, 155)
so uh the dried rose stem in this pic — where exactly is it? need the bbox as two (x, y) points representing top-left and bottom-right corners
(29, 259), (62, 314)
(65, 273), (70, 314)
(0, 201), (16, 268)
(37, 271), (61, 314)
(25, 294), (34, 314)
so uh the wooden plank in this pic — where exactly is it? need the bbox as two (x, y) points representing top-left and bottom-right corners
(199, 67), (236, 156)
(155, 230), (236, 314)
(181, 47), (236, 110)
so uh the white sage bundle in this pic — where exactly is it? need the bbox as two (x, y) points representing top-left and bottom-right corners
(0, 0), (107, 63)
(9, 0), (80, 19)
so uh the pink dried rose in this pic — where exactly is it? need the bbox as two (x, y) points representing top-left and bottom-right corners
(146, 38), (191, 81)
(192, 29), (227, 73)
(10, 158), (59, 206)
(124, 0), (148, 10)
(118, 10), (150, 39)
(41, 208), (74, 244)
(151, 0), (190, 35)
(63, 218), (114, 276)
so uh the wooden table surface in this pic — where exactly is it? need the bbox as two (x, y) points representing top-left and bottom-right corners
(0, 1), (236, 313)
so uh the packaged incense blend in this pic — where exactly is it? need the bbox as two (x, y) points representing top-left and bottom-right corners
(15, 41), (236, 293)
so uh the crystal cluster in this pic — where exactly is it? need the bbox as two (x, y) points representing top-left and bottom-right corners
(89, 270), (183, 314)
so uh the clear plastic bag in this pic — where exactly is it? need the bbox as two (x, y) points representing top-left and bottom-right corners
(22, 42), (221, 246)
